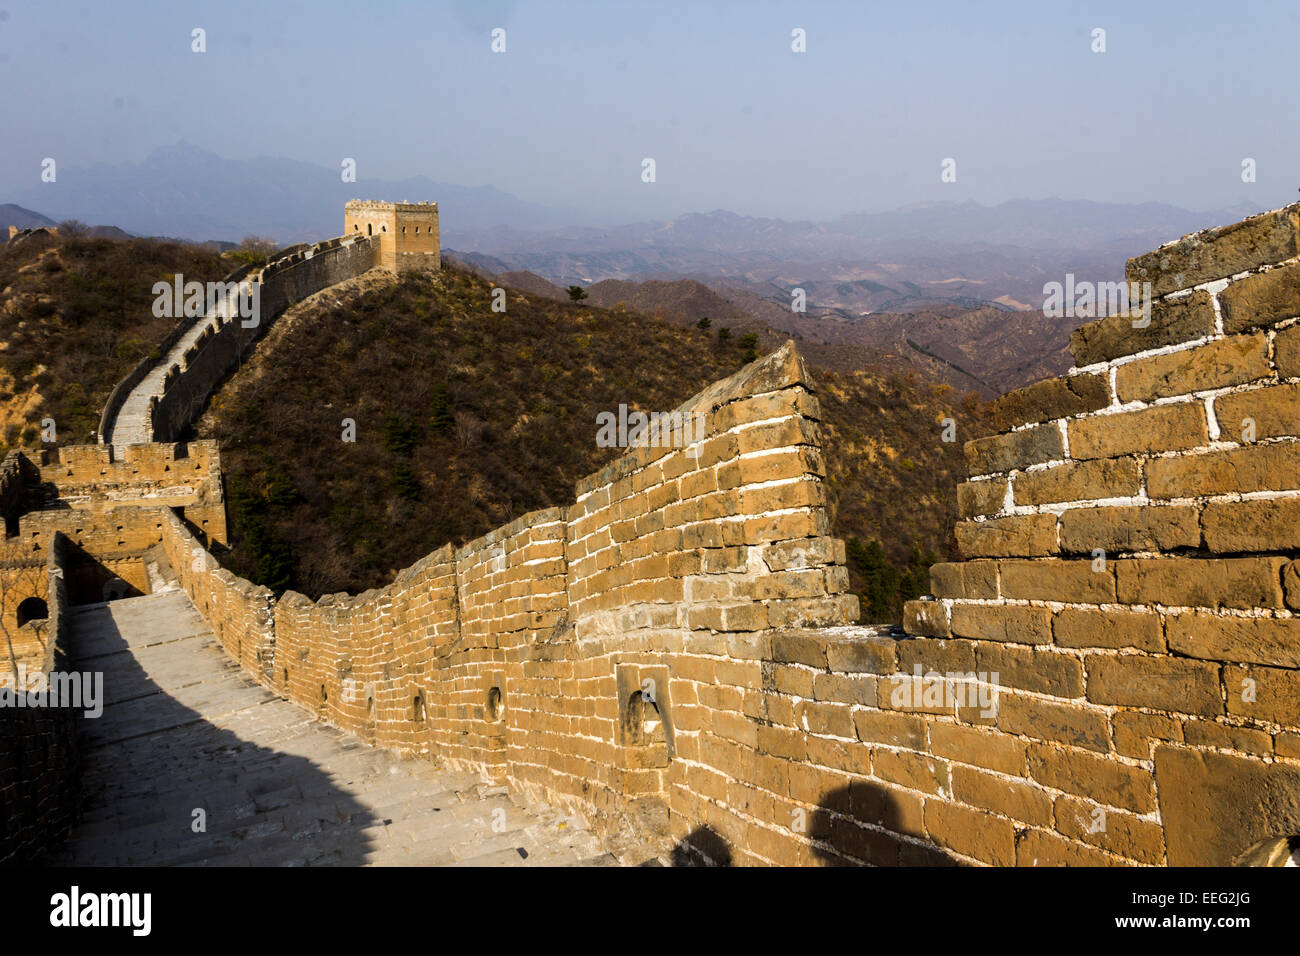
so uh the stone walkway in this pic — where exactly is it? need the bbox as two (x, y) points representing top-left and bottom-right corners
(53, 589), (620, 866)
(103, 293), (236, 451)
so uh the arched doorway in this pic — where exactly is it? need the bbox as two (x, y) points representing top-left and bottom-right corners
(16, 597), (48, 627)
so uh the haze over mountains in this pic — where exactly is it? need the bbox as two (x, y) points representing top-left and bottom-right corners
(4, 142), (1268, 396)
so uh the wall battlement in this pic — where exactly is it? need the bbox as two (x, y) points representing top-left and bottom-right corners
(154, 202), (1300, 866)
(13, 203), (1300, 866)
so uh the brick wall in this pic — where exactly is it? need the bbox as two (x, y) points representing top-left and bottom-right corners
(0, 533), (80, 863)
(38, 440), (226, 545)
(122, 203), (1300, 866)
(158, 341), (861, 845)
(148, 235), (377, 444)
(894, 202), (1300, 866)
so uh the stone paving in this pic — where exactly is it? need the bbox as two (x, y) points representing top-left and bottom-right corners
(53, 588), (622, 866)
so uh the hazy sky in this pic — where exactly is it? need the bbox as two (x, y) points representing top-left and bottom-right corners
(1, 0), (1296, 222)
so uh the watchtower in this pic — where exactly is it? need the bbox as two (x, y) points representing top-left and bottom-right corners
(344, 200), (440, 273)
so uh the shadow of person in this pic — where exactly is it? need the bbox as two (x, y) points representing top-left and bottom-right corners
(45, 590), (383, 866)
(808, 781), (962, 867)
(670, 824), (733, 866)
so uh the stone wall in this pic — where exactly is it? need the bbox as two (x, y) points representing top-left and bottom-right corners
(0, 533), (80, 864)
(82, 203), (1300, 866)
(148, 235), (377, 444)
(159, 342), (861, 846)
(38, 440), (226, 546)
(97, 263), (256, 445)
(895, 202), (1300, 866)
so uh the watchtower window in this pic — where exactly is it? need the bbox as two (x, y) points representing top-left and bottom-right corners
(17, 597), (47, 627)
(367, 223), (372, 236)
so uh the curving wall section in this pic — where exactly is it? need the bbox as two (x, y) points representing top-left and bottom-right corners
(154, 204), (1300, 866)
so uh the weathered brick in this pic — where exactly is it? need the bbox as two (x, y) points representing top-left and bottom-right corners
(1219, 260), (1300, 333)
(1276, 732), (1300, 759)
(1084, 654), (1222, 716)
(1112, 711), (1183, 759)
(872, 749), (951, 795)
(1070, 291), (1215, 365)
(852, 709), (925, 749)
(1012, 458), (1142, 507)
(1284, 560), (1300, 610)
(1053, 606), (1165, 652)
(923, 798), (1016, 865)
(1067, 402), (1207, 461)
(1127, 204), (1300, 297)
(952, 764), (1052, 826)
(1183, 719), (1273, 756)
(950, 603), (1052, 644)
(771, 630), (827, 668)
(927, 560), (999, 600)
(896, 637), (976, 674)
(825, 635), (898, 674)
(964, 423), (1064, 476)
(903, 599), (949, 638)
(1058, 504), (1201, 553)
(999, 558), (1115, 603)
(757, 724), (807, 761)
(996, 695), (1110, 752)
(957, 478), (1007, 517)
(1116, 333), (1269, 404)
(1274, 322), (1300, 378)
(804, 735), (871, 776)
(990, 372), (1111, 430)
(1016, 827), (1128, 866)
(1214, 383), (1300, 441)
(976, 644), (1084, 698)
(1146, 443), (1300, 498)
(1166, 611), (1300, 669)
(955, 513), (1059, 558)
(928, 721), (1027, 775)
(794, 700), (855, 738)
(877, 673), (956, 716)
(1026, 742), (1157, 813)
(1115, 556), (1286, 609)
(1224, 663), (1300, 726)
(812, 672), (877, 707)
(1202, 497), (1300, 552)
(1053, 795), (1166, 864)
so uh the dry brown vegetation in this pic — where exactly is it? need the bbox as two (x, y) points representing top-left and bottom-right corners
(199, 264), (994, 620)
(0, 233), (229, 449)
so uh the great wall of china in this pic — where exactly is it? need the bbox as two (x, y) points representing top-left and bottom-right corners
(5, 200), (1300, 866)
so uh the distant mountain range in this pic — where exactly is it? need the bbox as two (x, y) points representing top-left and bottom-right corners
(4, 143), (584, 244)
(3, 142), (1263, 257)
(5, 143), (1270, 397)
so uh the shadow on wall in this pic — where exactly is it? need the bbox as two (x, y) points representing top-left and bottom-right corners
(671, 825), (733, 867)
(49, 598), (383, 866)
(62, 541), (145, 607)
(669, 782), (964, 867)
